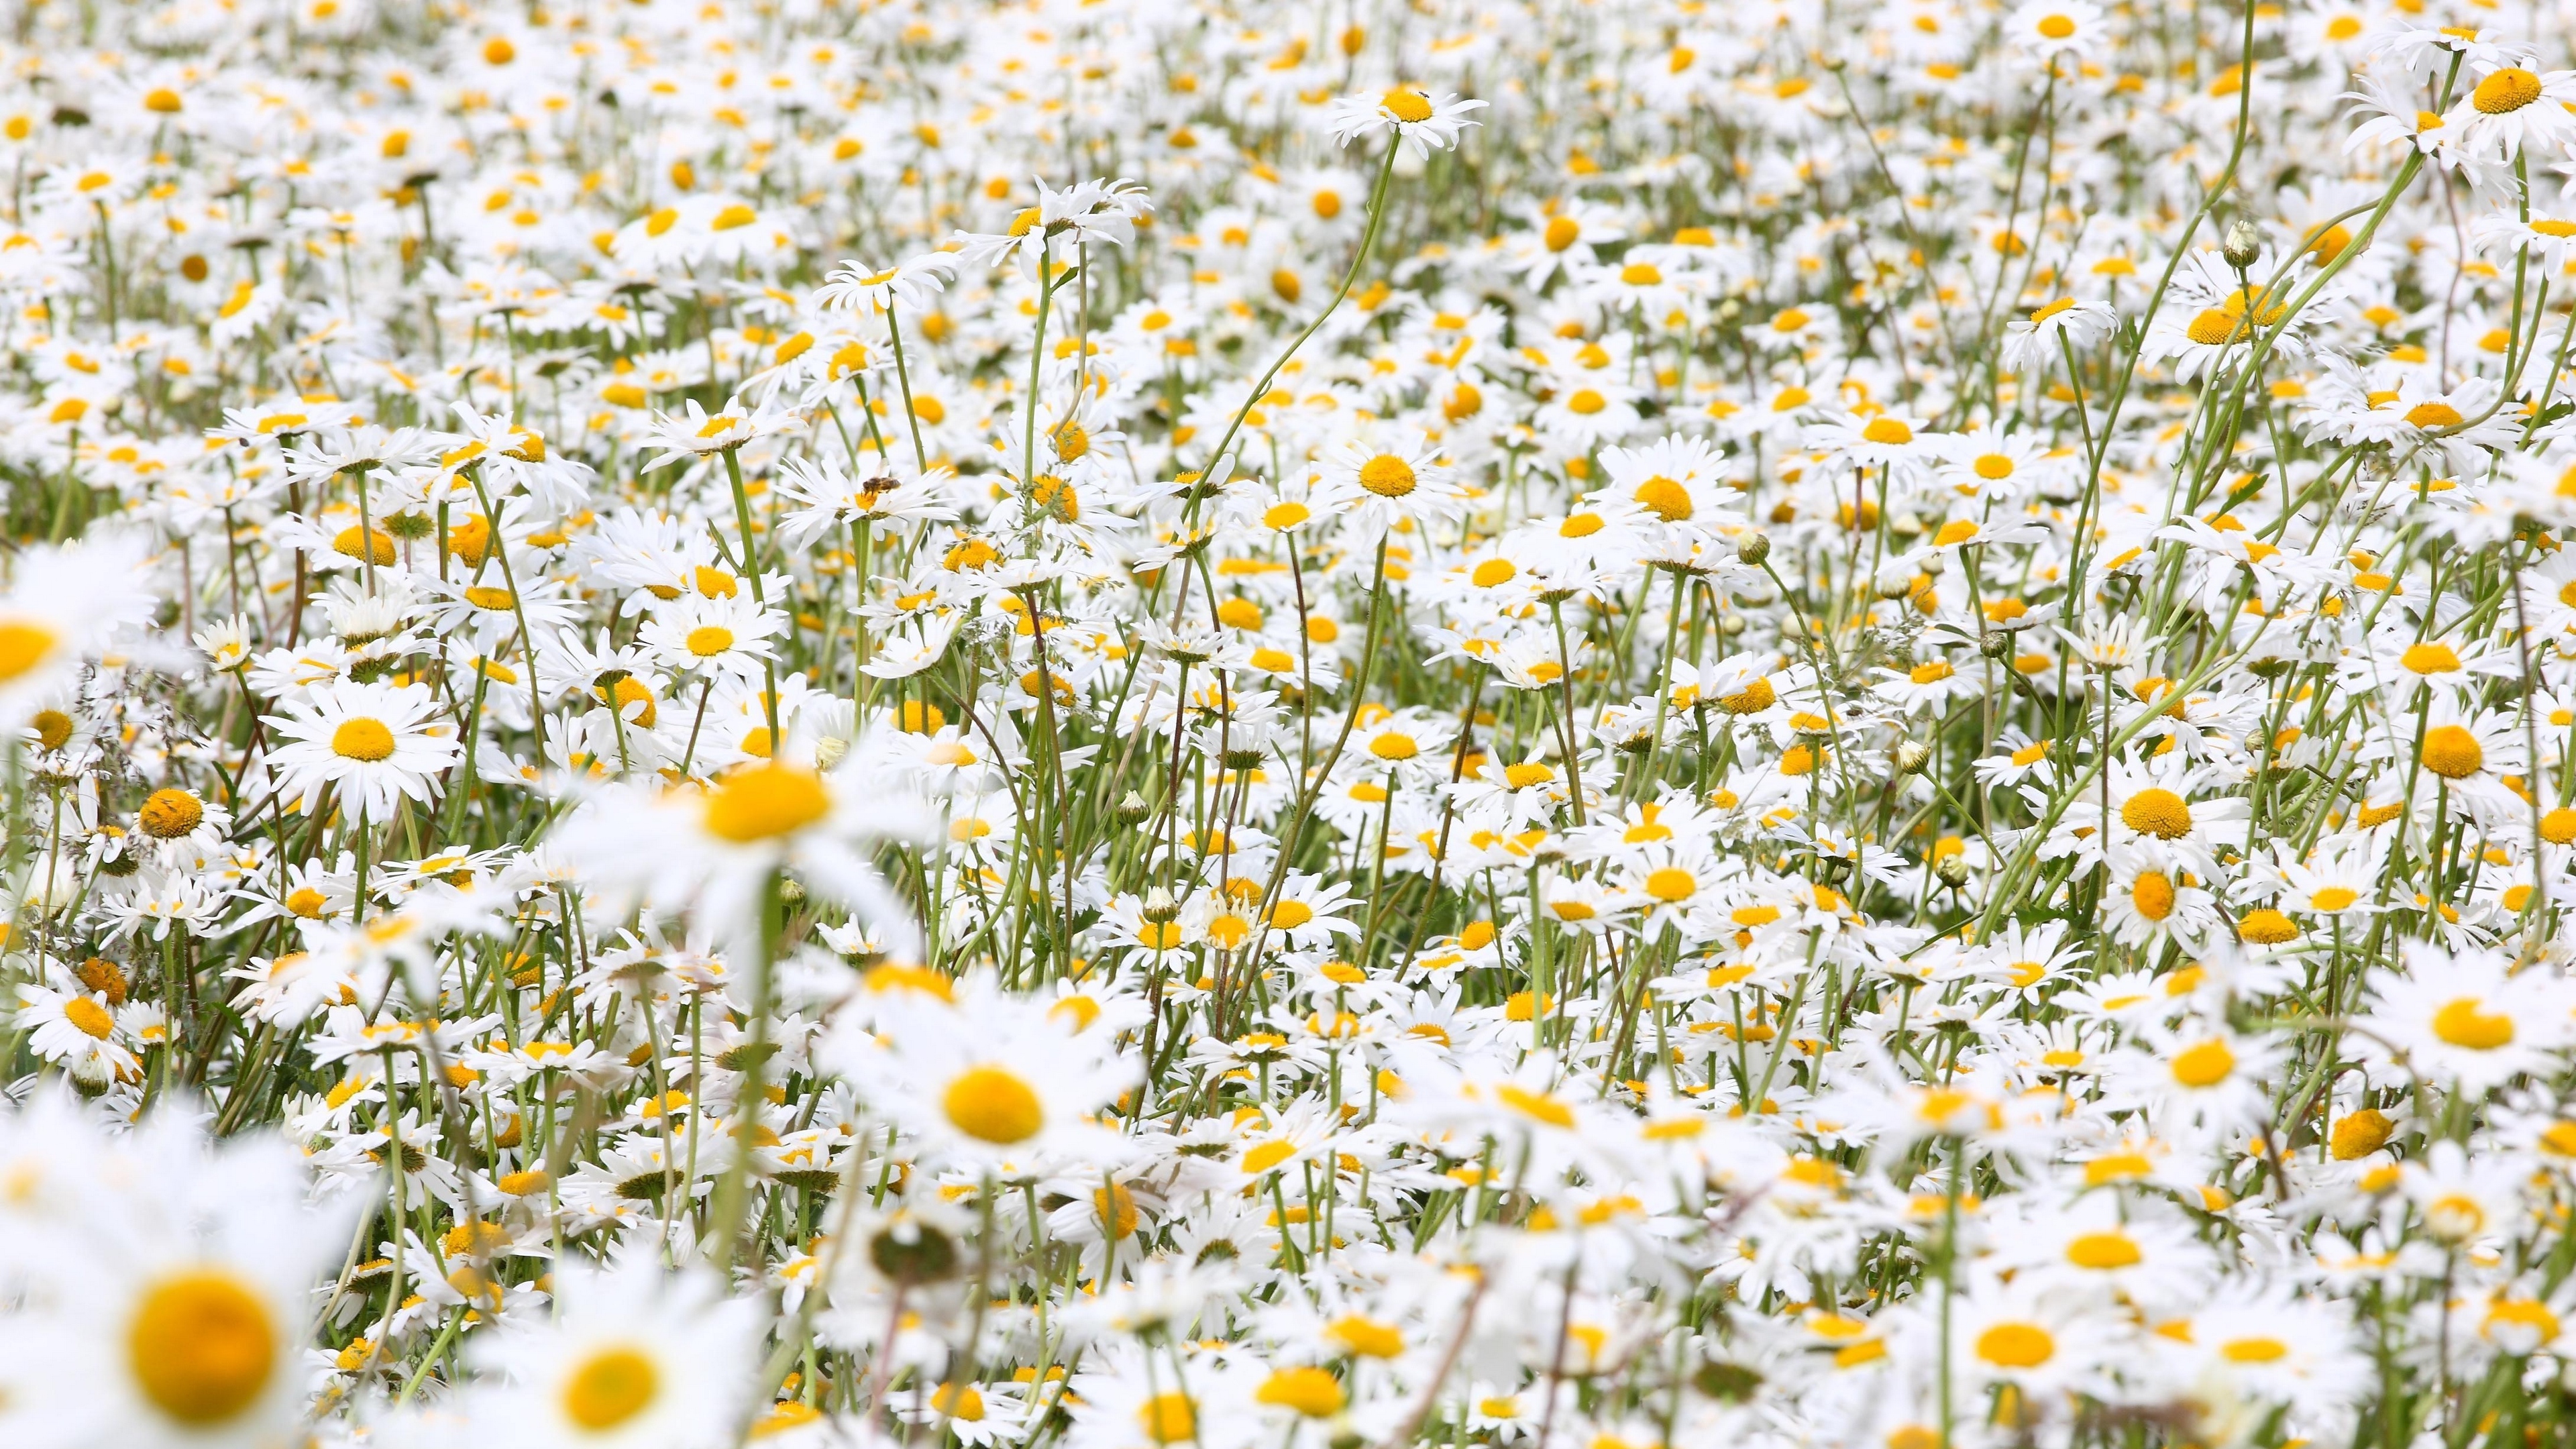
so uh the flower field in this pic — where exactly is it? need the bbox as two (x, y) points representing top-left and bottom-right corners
(5, 1), (2576, 1446)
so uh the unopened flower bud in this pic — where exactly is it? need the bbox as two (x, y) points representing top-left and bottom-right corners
(1980, 631), (2012, 659)
(1735, 531), (1770, 568)
(1935, 853), (1972, 888)
(1894, 741), (1931, 775)
(1114, 790), (1150, 824)
(2222, 218), (2263, 270)
(869, 1217), (959, 1285)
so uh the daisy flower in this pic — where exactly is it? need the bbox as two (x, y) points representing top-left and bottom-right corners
(1313, 436), (1466, 535)
(0, 534), (153, 729)
(2362, 943), (2576, 1093)
(2446, 57), (2576, 160)
(264, 679), (463, 823)
(1322, 87), (1487, 157)
(557, 735), (932, 959)
(2006, 1), (2108, 63)
(464, 1256), (762, 1449)
(641, 594), (786, 683)
(1998, 295), (2116, 376)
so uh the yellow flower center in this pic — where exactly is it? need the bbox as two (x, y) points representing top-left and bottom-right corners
(140, 788), (204, 839)
(702, 763), (830, 843)
(1645, 867), (1696, 902)
(65, 995), (114, 1038)
(2473, 67), (2542, 113)
(1383, 89), (1434, 123)
(2402, 641), (2462, 674)
(1093, 1182), (1139, 1238)
(686, 625), (737, 657)
(331, 718), (396, 761)
(2186, 308), (2247, 345)
(1543, 215), (1580, 252)
(1722, 678), (1776, 714)
(2309, 885), (2360, 912)
(1861, 417), (1913, 445)
(2064, 1231), (2141, 1269)
(1256, 1366), (1348, 1418)
(1634, 476), (1692, 521)
(2120, 788), (2193, 839)
(128, 1271), (276, 1427)
(1138, 1392), (1197, 1443)
(2542, 807), (2576, 845)
(1974, 1322), (2055, 1368)
(2237, 908), (2298, 944)
(464, 585), (515, 610)
(563, 1346), (660, 1431)
(1330, 1315), (1406, 1358)
(2331, 1109), (2394, 1160)
(2170, 1038), (2235, 1087)
(2030, 297), (2077, 325)
(0, 619), (60, 682)
(2432, 998), (2515, 1050)
(2035, 13), (2076, 38)
(2221, 1337), (2289, 1364)
(599, 676), (657, 728)
(2420, 724), (2484, 779)
(332, 525), (396, 565)
(943, 1065), (1044, 1143)
(1497, 1083), (1574, 1127)
(2404, 401), (2463, 429)
(1357, 454), (1418, 497)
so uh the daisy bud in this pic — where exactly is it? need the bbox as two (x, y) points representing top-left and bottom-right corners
(1980, 631), (2012, 658)
(1115, 790), (1150, 824)
(868, 1218), (960, 1285)
(68, 1051), (115, 1097)
(2222, 218), (2262, 270)
(1695, 1360), (1763, 1403)
(1735, 531), (1770, 567)
(1935, 853), (1972, 888)
(1894, 741), (1931, 775)
(1142, 886), (1180, 922)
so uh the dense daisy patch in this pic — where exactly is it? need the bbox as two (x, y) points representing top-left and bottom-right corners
(3, 3), (2576, 1449)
